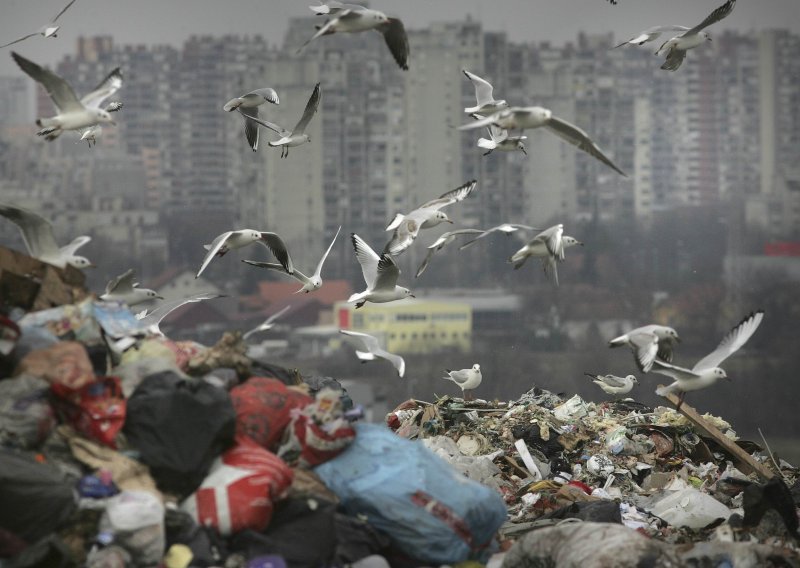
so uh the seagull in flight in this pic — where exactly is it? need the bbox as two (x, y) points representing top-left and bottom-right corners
(653, 310), (763, 409)
(383, 180), (477, 257)
(349, 233), (414, 309)
(415, 229), (484, 278)
(12, 52), (121, 140)
(585, 373), (638, 396)
(655, 0), (737, 71)
(196, 230), (294, 279)
(76, 125), (102, 147)
(246, 83), (320, 158)
(609, 324), (681, 373)
(242, 226), (341, 293)
(459, 108), (626, 176)
(462, 70), (508, 116)
(134, 293), (226, 336)
(223, 88), (280, 152)
(340, 330), (406, 378)
(458, 223), (538, 250)
(243, 305), (291, 341)
(477, 124), (527, 156)
(299, 4), (410, 70)
(100, 269), (163, 306)
(508, 224), (583, 286)
(0, 202), (93, 269)
(0, 0), (79, 49)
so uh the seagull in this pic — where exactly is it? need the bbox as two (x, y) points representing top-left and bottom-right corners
(459, 108), (626, 177)
(134, 293), (226, 336)
(383, 180), (477, 257)
(442, 364), (482, 400)
(477, 124), (527, 156)
(245, 83), (320, 158)
(340, 330), (405, 378)
(585, 373), (638, 396)
(0, 202), (93, 269)
(613, 26), (690, 49)
(243, 305), (291, 341)
(223, 88), (280, 152)
(0, 0), (78, 49)
(76, 125), (102, 147)
(459, 223), (539, 250)
(653, 310), (764, 409)
(348, 233), (414, 309)
(609, 324), (681, 373)
(196, 230), (293, 279)
(242, 226), (341, 293)
(12, 52), (121, 141)
(298, 5), (410, 71)
(100, 269), (163, 306)
(414, 229), (484, 278)
(462, 70), (508, 116)
(508, 224), (583, 286)
(655, 0), (737, 71)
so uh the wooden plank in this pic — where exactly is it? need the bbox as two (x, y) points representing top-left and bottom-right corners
(659, 387), (775, 480)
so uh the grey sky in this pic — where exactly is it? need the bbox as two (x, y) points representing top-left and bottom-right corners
(1, 0), (799, 76)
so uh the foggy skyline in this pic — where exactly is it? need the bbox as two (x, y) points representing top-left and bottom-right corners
(2, 0), (800, 76)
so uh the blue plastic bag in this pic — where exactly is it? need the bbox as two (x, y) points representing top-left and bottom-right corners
(315, 423), (507, 564)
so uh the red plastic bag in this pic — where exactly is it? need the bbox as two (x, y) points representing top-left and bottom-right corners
(181, 436), (293, 536)
(51, 376), (126, 448)
(230, 377), (312, 451)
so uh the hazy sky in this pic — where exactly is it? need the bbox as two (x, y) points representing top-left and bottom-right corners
(1, 0), (799, 76)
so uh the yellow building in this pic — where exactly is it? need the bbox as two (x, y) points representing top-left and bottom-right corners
(334, 299), (472, 354)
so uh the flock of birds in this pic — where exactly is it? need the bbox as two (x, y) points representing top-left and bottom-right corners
(1, 0), (760, 405)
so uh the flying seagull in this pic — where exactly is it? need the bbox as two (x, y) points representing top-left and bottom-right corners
(415, 229), (484, 278)
(76, 125), (102, 147)
(383, 180), (477, 257)
(459, 108), (626, 177)
(0, 0), (79, 49)
(340, 329), (406, 378)
(242, 226), (341, 293)
(655, 0), (737, 71)
(458, 223), (538, 250)
(243, 305), (291, 340)
(442, 364), (482, 400)
(0, 202), (93, 269)
(12, 52), (121, 140)
(653, 310), (763, 409)
(196, 229), (293, 279)
(299, 5), (410, 71)
(100, 269), (163, 306)
(246, 83), (320, 158)
(134, 293), (226, 336)
(223, 88), (280, 152)
(585, 373), (638, 396)
(508, 224), (583, 286)
(348, 233), (414, 309)
(609, 324), (681, 373)
(477, 124), (527, 156)
(462, 70), (508, 116)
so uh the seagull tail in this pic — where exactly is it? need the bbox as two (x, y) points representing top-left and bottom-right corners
(348, 291), (368, 304)
(608, 336), (627, 348)
(655, 383), (679, 397)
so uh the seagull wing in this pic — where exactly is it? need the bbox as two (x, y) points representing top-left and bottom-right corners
(0, 33), (40, 49)
(628, 331), (660, 373)
(243, 112), (290, 136)
(686, 0), (736, 35)
(259, 232), (294, 274)
(545, 116), (627, 176)
(373, 253), (401, 291)
(415, 248), (437, 278)
(383, 214), (422, 256)
(374, 347), (405, 377)
(298, 10), (356, 52)
(51, 0), (79, 22)
(351, 233), (380, 288)
(105, 269), (135, 295)
(138, 293), (225, 330)
(0, 203), (59, 258)
(242, 259), (312, 286)
(292, 82), (321, 135)
(540, 255), (560, 286)
(651, 359), (702, 382)
(380, 18), (410, 71)
(340, 329), (380, 352)
(533, 224), (564, 259)
(447, 369), (471, 385)
(248, 87), (280, 105)
(12, 52), (82, 113)
(263, 304), (291, 326)
(459, 225), (532, 250)
(80, 67), (123, 109)
(59, 235), (91, 256)
(313, 225), (341, 278)
(195, 231), (232, 278)
(660, 47), (687, 72)
(238, 106), (260, 151)
(463, 69), (495, 107)
(488, 124), (508, 142)
(599, 375), (630, 389)
(692, 310), (764, 372)
(419, 179), (478, 210)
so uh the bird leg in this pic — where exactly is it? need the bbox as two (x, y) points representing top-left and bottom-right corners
(675, 391), (687, 412)
(483, 150), (493, 156)
(355, 300), (366, 309)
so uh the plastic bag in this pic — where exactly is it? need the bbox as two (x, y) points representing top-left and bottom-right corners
(0, 375), (55, 449)
(51, 376), (126, 448)
(99, 490), (165, 567)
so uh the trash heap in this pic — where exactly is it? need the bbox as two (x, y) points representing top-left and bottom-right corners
(387, 390), (800, 565)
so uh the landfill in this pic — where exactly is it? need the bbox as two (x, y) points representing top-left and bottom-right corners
(1, 253), (799, 568)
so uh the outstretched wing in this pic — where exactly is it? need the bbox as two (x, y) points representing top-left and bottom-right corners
(650, 359), (702, 382)
(0, 33), (40, 50)
(0, 202), (60, 258)
(463, 69), (495, 107)
(243, 111), (290, 136)
(51, 0), (79, 22)
(628, 331), (660, 373)
(196, 231), (232, 278)
(692, 310), (764, 372)
(419, 179), (478, 210)
(380, 18), (409, 70)
(351, 233), (380, 289)
(545, 116), (627, 176)
(12, 51), (82, 113)
(292, 82), (321, 135)
(660, 47), (687, 71)
(80, 67), (123, 109)
(373, 253), (401, 291)
(686, 0), (736, 35)
(313, 225), (341, 278)
(340, 329), (379, 353)
(58, 235), (91, 257)
(105, 269), (135, 295)
(259, 232), (294, 274)
(138, 293), (225, 331)
(239, 106), (260, 151)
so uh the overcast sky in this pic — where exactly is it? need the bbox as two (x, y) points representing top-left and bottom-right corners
(1, 0), (799, 76)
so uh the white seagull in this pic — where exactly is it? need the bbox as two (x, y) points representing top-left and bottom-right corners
(655, 0), (737, 71)
(223, 88), (280, 152)
(383, 180), (477, 257)
(76, 125), (102, 147)
(196, 230), (293, 279)
(134, 293), (226, 336)
(477, 124), (527, 156)
(0, 202), (93, 269)
(348, 233), (414, 309)
(462, 70), (508, 116)
(609, 324), (681, 373)
(652, 310), (763, 408)
(340, 330), (406, 378)
(508, 224), (583, 286)
(12, 52), (121, 141)
(414, 229), (484, 278)
(0, 0), (79, 49)
(299, 5), (410, 70)
(585, 373), (638, 396)
(442, 364), (482, 400)
(459, 223), (538, 250)
(242, 226), (341, 293)
(100, 269), (163, 306)
(459, 108), (626, 177)
(243, 305), (291, 341)
(246, 83), (320, 158)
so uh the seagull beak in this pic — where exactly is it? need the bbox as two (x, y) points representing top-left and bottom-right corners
(578, 241), (585, 246)
(446, 219), (454, 224)
(109, 120), (117, 126)
(675, 335), (682, 343)
(521, 147), (528, 156)
(409, 294), (416, 298)
(723, 376), (731, 382)
(87, 263), (97, 269)
(155, 295), (165, 300)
